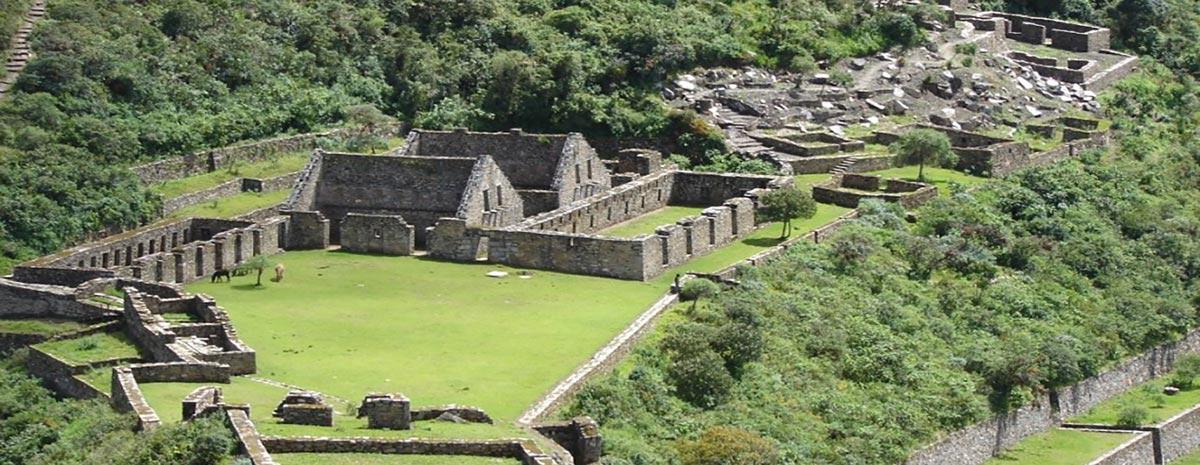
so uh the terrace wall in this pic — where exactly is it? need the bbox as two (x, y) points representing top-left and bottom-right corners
(516, 170), (675, 235)
(1158, 404), (1200, 463)
(1088, 431), (1155, 465)
(0, 278), (116, 320)
(260, 437), (559, 465)
(111, 367), (161, 430)
(161, 172), (299, 216)
(340, 213), (415, 256)
(24, 346), (111, 400)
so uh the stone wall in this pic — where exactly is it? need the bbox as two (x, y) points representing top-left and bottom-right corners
(1086, 51), (1139, 90)
(533, 418), (602, 465)
(1087, 431), (1155, 465)
(162, 172), (300, 216)
(669, 171), (785, 206)
(10, 266), (114, 287)
(516, 170), (675, 235)
(1157, 404), (1200, 463)
(0, 278), (116, 320)
(410, 405), (493, 424)
(340, 213), (415, 256)
(812, 176), (938, 209)
(111, 367), (161, 430)
(130, 125), (402, 185)
(129, 361), (230, 383)
(485, 230), (653, 280)
(227, 409), (279, 465)
(974, 12), (1111, 52)
(25, 346), (113, 399)
(259, 436), (559, 465)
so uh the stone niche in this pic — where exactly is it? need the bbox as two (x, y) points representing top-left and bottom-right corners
(357, 393), (411, 430)
(272, 390), (334, 427)
(340, 213), (415, 256)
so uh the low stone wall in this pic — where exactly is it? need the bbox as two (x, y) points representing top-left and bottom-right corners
(533, 418), (602, 465)
(1086, 51), (1139, 90)
(1157, 403), (1200, 463)
(24, 346), (112, 399)
(111, 367), (161, 430)
(812, 177), (938, 209)
(516, 169), (675, 235)
(1088, 430), (1155, 465)
(411, 405), (493, 424)
(129, 361), (230, 383)
(162, 179), (243, 215)
(131, 125), (403, 185)
(0, 278), (117, 320)
(227, 408), (279, 465)
(340, 213), (415, 256)
(260, 436), (558, 464)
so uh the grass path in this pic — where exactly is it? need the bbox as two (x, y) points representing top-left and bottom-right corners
(983, 428), (1134, 465)
(273, 453), (518, 465)
(599, 205), (707, 237)
(165, 190), (289, 220)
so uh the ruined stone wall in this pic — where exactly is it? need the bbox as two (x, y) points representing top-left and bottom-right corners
(283, 151), (323, 212)
(25, 346), (112, 400)
(515, 170), (675, 235)
(129, 361), (230, 383)
(456, 155), (526, 229)
(162, 172), (299, 216)
(670, 171), (785, 206)
(1158, 405), (1200, 462)
(0, 278), (115, 320)
(812, 177), (938, 209)
(554, 134), (613, 207)
(130, 125), (403, 185)
(286, 211), (329, 250)
(1087, 431), (1155, 465)
(340, 214), (415, 255)
(403, 129), (568, 190)
(226, 409), (279, 465)
(981, 12), (1111, 52)
(1086, 51), (1139, 90)
(111, 367), (161, 430)
(587, 136), (677, 160)
(259, 436), (557, 464)
(485, 230), (653, 280)
(116, 217), (285, 284)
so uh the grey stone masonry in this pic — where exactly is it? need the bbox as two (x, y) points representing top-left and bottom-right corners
(357, 393), (411, 430)
(533, 417), (603, 465)
(273, 390), (334, 427)
(340, 214), (415, 256)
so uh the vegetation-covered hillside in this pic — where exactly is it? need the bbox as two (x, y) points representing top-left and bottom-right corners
(566, 63), (1200, 464)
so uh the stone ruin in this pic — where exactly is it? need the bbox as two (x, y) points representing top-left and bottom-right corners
(356, 393), (494, 430)
(357, 393), (411, 430)
(813, 173), (938, 209)
(273, 390), (334, 427)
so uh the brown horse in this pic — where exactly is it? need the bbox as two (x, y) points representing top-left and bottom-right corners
(211, 270), (231, 283)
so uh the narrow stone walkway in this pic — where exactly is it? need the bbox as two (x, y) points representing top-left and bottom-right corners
(0, 0), (47, 98)
(243, 375), (354, 411)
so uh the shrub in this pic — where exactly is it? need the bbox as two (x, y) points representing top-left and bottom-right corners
(667, 349), (734, 409)
(1117, 403), (1151, 428)
(677, 426), (780, 465)
(680, 278), (720, 303)
(758, 187), (818, 239)
(891, 128), (957, 182)
(1170, 354), (1200, 389)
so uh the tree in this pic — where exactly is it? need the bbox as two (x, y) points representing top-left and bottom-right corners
(758, 187), (818, 239)
(342, 104), (394, 154)
(677, 426), (780, 465)
(679, 278), (720, 311)
(891, 128), (957, 182)
(236, 255), (272, 287)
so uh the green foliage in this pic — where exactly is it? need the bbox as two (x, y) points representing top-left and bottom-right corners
(1116, 403), (1151, 428)
(679, 278), (720, 302)
(676, 426), (780, 465)
(0, 355), (234, 465)
(1170, 354), (1200, 389)
(891, 129), (957, 181)
(758, 186), (818, 238)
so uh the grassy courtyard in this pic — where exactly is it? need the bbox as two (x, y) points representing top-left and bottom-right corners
(273, 453), (518, 465)
(1173, 448), (1200, 465)
(34, 332), (141, 365)
(166, 190), (289, 220)
(867, 166), (988, 195)
(983, 428), (1134, 465)
(1072, 375), (1200, 426)
(599, 205), (707, 237)
(151, 153), (311, 198)
(0, 318), (86, 335)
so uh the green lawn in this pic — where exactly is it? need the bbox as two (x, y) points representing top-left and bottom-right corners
(77, 367), (112, 395)
(795, 173), (833, 192)
(184, 251), (670, 423)
(34, 332), (142, 365)
(599, 206), (707, 237)
(1173, 448), (1200, 465)
(140, 377), (526, 439)
(0, 318), (86, 335)
(984, 428), (1135, 465)
(1072, 377), (1200, 426)
(274, 453), (518, 465)
(151, 153), (310, 198)
(867, 166), (988, 195)
(166, 190), (289, 220)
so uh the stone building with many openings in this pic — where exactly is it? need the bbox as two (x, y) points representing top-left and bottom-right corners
(282, 151), (525, 250)
(393, 128), (612, 216)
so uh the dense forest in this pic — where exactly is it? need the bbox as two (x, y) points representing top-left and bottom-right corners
(566, 62), (1200, 464)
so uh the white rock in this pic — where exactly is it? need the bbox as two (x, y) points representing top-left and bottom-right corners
(1046, 78), (1059, 88)
(486, 271), (509, 278)
(675, 80), (697, 91)
(1025, 105), (1043, 117)
(1017, 77), (1033, 90)
(829, 125), (846, 136)
(867, 116), (880, 124)
(821, 101), (834, 110)
(893, 87), (906, 98)
(942, 70), (955, 80)
(941, 108), (956, 118)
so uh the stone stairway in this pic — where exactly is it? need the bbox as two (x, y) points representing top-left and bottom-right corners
(0, 0), (47, 98)
(830, 157), (858, 175)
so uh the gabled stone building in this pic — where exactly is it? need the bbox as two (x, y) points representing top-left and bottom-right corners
(283, 151), (524, 252)
(395, 129), (611, 216)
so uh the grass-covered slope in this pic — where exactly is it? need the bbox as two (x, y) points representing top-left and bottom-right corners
(564, 66), (1200, 465)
